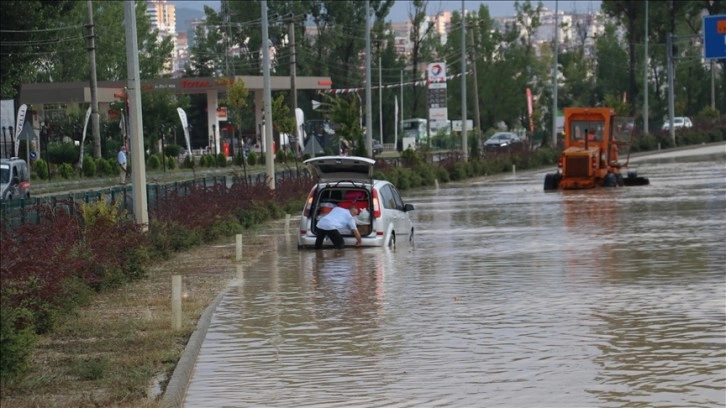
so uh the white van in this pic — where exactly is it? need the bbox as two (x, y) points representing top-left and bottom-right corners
(1, 158), (31, 200)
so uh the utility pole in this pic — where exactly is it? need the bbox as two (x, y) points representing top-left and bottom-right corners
(86, 0), (101, 159)
(666, 32), (676, 146)
(469, 27), (480, 135)
(461, 0), (467, 161)
(365, 0), (373, 155)
(288, 17), (299, 148)
(643, 0), (649, 135)
(261, 0), (274, 189)
(123, 0), (149, 229)
(382, 40), (383, 144)
(399, 69), (403, 150)
(551, 0), (559, 148)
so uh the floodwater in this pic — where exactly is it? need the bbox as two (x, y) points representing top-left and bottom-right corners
(184, 145), (726, 408)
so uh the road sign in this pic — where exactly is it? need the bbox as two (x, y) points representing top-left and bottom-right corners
(703, 15), (726, 60)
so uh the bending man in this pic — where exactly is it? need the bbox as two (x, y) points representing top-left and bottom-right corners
(315, 205), (362, 249)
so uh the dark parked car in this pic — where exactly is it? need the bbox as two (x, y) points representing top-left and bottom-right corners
(372, 141), (384, 155)
(483, 132), (523, 151)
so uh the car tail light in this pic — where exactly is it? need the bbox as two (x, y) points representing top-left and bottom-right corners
(303, 187), (316, 217)
(372, 188), (381, 219)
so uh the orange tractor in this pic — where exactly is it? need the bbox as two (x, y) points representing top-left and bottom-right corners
(543, 107), (650, 190)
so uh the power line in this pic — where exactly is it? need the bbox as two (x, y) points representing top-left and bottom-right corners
(0, 25), (85, 33)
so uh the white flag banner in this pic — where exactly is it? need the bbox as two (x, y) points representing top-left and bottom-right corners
(78, 107), (92, 169)
(295, 108), (305, 151)
(14, 104), (27, 157)
(119, 112), (126, 137)
(177, 107), (192, 156)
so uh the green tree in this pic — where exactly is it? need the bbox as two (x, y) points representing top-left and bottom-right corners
(0, 1), (76, 98)
(319, 93), (365, 156)
(224, 80), (250, 140)
(272, 94), (296, 136)
(140, 90), (191, 154)
(594, 24), (629, 107)
(34, 1), (173, 83)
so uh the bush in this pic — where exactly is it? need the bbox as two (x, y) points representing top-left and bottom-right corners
(147, 154), (161, 170)
(82, 155), (96, 177)
(98, 157), (116, 176)
(202, 154), (215, 167)
(0, 306), (36, 384)
(47, 142), (78, 166)
(58, 163), (75, 179)
(166, 156), (176, 170)
(234, 150), (246, 166)
(275, 149), (286, 163)
(183, 154), (195, 169)
(33, 159), (49, 180)
(247, 151), (258, 166)
(217, 153), (227, 168)
(164, 144), (182, 158)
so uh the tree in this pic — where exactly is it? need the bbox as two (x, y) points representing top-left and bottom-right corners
(407, 0), (437, 119)
(224, 80), (250, 141)
(0, 1), (76, 98)
(601, 0), (643, 116)
(271, 93), (296, 136)
(139, 90), (190, 154)
(319, 93), (366, 156)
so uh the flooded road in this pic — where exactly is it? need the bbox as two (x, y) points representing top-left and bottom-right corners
(184, 146), (725, 407)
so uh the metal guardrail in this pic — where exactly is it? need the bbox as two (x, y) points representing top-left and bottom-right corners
(1, 168), (308, 230)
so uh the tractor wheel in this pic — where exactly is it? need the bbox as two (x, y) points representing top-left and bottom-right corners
(603, 173), (618, 187)
(623, 176), (650, 186)
(544, 173), (560, 191)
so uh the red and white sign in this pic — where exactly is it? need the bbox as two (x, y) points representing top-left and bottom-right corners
(217, 107), (228, 121)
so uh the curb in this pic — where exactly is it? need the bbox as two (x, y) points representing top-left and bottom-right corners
(161, 287), (230, 408)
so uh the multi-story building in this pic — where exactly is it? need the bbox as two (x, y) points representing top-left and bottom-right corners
(146, 0), (178, 75)
(173, 31), (189, 78)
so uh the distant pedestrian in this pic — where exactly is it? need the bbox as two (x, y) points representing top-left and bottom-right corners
(117, 145), (127, 184)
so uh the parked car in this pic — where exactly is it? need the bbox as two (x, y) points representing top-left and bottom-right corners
(483, 132), (523, 150)
(661, 116), (693, 130)
(298, 156), (415, 248)
(0, 157), (31, 200)
(372, 141), (384, 155)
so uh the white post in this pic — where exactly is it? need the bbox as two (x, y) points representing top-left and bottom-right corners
(285, 214), (291, 233)
(236, 234), (243, 261)
(171, 275), (182, 330)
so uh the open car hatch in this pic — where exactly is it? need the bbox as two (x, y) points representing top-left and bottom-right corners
(304, 156), (375, 183)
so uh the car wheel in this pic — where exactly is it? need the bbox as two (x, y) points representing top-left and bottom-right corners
(388, 232), (396, 248)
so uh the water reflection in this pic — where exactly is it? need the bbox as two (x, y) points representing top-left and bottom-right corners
(184, 149), (725, 408)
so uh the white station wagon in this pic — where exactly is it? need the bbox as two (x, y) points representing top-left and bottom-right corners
(298, 156), (415, 248)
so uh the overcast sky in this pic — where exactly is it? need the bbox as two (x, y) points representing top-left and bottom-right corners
(172, 1), (602, 21)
